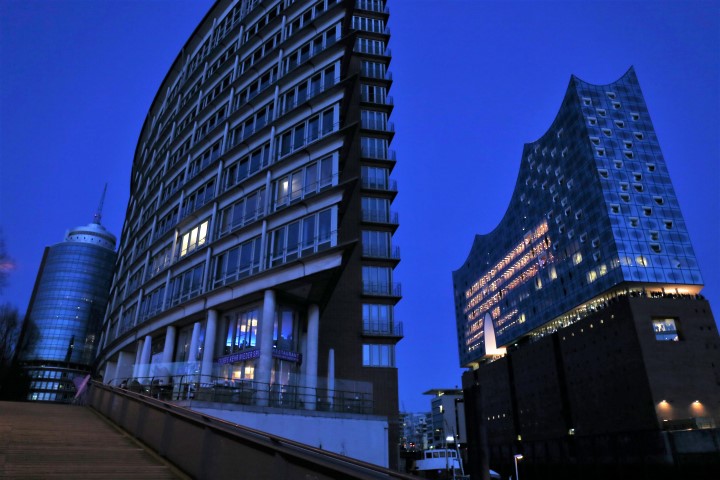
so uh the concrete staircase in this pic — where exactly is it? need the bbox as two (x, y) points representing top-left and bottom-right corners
(0, 401), (184, 479)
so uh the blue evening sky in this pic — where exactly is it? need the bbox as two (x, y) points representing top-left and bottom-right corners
(1, 0), (718, 413)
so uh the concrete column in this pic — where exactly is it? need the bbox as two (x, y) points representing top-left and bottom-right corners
(138, 334), (152, 382)
(133, 339), (143, 379)
(305, 304), (319, 410)
(200, 310), (218, 383)
(104, 361), (116, 385)
(188, 321), (201, 368)
(256, 289), (276, 406)
(161, 325), (177, 383)
(327, 348), (335, 409)
(114, 351), (133, 386)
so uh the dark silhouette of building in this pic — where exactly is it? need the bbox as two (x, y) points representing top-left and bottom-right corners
(453, 69), (720, 479)
(95, 0), (401, 467)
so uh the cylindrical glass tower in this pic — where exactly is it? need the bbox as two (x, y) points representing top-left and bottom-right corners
(19, 221), (116, 402)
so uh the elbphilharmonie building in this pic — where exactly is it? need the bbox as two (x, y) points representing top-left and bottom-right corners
(454, 69), (719, 477)
(96, 0), (401, 466)
(453, 68), (703, 367)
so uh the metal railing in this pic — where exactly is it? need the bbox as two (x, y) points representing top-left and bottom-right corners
(111, 374), (375, 415)
(362, 282), (402, 297)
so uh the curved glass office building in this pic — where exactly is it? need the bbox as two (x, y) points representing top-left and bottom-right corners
(19, 221), (116, 402)
(96, 0), (400, 465)
(453, 68), (703, 367)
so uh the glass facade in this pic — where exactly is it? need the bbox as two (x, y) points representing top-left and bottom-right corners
(19, 222), (116, 402)
(453, 68), (702, 366)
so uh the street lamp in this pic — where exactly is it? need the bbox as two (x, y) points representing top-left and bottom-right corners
(513, 454), (523, 480)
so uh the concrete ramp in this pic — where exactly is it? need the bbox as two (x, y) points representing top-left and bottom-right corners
(0, 401), (182, 479)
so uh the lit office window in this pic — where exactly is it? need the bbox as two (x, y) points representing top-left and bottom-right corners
(180, 220), (209, 258)
(652, 318), (679, 341)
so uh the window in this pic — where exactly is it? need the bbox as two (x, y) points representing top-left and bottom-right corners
(361, 137), (389, 158)
(274, 156), (334, 209)
(361, 109), (388, 130)
(217, 188), (266, 237)
(355, 37), (386, 55)
(362, 344), (395, 367)
(361, 60), (387, 79)
(652, 318), (679, 341)
(139, 286), (166, 321)
(362, 230), (391, 257)
(361, 84), (387, 104)
(213, 236), (262, 287)
(362, 197), (390, 223)
(363, 304), (393, 334)
(149, 244), (172, 277)
(573, 252), (583, 265)
(225, 309), (259, 351)
(182, 179), (216, 216)
(282, 64), (337, 114)
(269, 209), (333, 267)
(179, 220), (209, 258)
(170, 264), (205, 305)
(362, 266), (392, 295)
(361, 166), (389, 190)
(352, 16), (385, 33)
(276, 107), (335, 158)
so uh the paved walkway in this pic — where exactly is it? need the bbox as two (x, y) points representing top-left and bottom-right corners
(0, 401), (184, 479)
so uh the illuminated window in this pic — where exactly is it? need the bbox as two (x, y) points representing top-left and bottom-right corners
(573, 252), (583, 265)
(587, 270), (597, 283)
(636, 255), (649, 267)
(599, 264), (607, 276)
(652, 318), (679, 341)
(180, 220), (209, 257)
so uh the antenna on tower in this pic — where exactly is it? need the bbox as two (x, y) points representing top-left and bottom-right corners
(93, 184), (107, 225)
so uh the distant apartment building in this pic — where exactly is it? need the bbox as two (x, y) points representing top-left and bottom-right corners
(401, 411), (431, 451)
(424, 388), (466, 449)
(453, 69), (720, 479)
(95, 0), (401, 467)
(18, 212), (116, 402)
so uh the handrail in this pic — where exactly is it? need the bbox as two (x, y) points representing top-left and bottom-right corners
(111, 373), (375, 415)
(88, 381), (416, 480)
